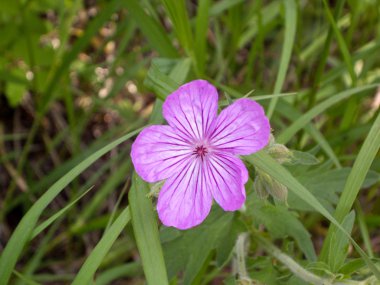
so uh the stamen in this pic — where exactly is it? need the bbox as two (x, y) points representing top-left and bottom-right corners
(193, 145), (208, 159)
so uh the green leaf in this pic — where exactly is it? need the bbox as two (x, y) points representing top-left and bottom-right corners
(129, 174), (169, 285)
(215, 218), (246, 267)
(288, 150), (320, 166)
(288, 168), (380, 213)
(245, 256), (279, 285)
(0, 69), (29, 86)
(246, 151), (380, 279)
(5, 81), (26, 107)
(0, 128), (142, 285)
(247, 197), (317, 261)
(161, 207), (241, 284)
(339, 258), (366, 275)
(168, 58), (192, 84)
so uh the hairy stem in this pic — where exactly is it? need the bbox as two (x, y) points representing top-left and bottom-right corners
(253, 234), (332, 285)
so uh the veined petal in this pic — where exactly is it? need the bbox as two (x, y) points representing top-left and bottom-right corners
(163, 80), (218, 141)
(210, 98), (270, 155)
(131, 125), (192, 183)
(206, 152), (248, 211)
(157, 159), (213, 230)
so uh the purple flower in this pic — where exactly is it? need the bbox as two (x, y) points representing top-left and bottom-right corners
(131, 80), (270, 229)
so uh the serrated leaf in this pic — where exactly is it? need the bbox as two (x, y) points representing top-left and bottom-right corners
(247, 197), (316, 261)
(246, 256), (278, 285)
(247, 151), (380, 279)
(215, 218), (246, 267)
(161, 207), (243, 284)
(288, 168), (380, 212)
(288, 150), (320, 166)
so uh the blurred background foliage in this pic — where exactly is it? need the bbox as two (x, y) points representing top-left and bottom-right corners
(0, 0), (380, 284)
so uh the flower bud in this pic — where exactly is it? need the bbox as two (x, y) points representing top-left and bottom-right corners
(267, 143), (292, 164)
(267, 178), (288, 204)
(253, 175), (269, 200)
(254, 172), (288, 204)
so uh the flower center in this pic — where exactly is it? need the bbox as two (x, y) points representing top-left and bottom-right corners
(193, 145), (208, 159)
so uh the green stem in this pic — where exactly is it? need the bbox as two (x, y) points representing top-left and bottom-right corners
(253, 233), (373, 285)
(253, 234), (331, 285)
(235, 233), (251, 282)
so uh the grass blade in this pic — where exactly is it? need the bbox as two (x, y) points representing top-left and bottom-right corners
(307, 0), (345, 107)
(145, 62), (180, 100)
(71, 207), (131, 285)
(125, 0), (178, 58)
(194, 0), (211, 76)
(78, 160), (131, 222)
(95, 263), (142, 285)
(320, 111), (380, 264)
(355, 201), (374, 258)
(267, 0), (297, 118)
(129, 174), (169, 285)
(333, 111), (380, 222)
(238, 1), (281, 48)
(12, 271), (41, 285)
(0, 128), (142, 285)
(31, 187), (93, 238)
(277, 84), (379, 144)
(210, 0), (245, 16)
(160, 0), (193, 56)
(322, 0), (356, 85)
(276, 100), (342, 168)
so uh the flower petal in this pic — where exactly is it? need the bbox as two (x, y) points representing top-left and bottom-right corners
(157, 159), (213, 229)
(210, 98), (270, 155)
(163, 79), (218, 142)
(131, 125), (192, 183)
(206, 152), (248, 211)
